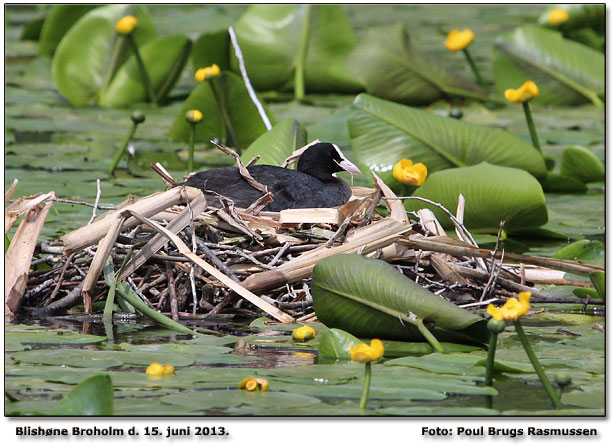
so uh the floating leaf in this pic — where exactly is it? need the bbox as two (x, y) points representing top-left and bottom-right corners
(52, 374), (113, 416)
(404, 163), (548, 233)
(552, 239), (604, 261)
(38, 5), (98, 55)
(348, 94), (547, 189)
(99, 35), (192, 107)
(493, 26), (604, 107)
(346, 24), (483, 105)
(572, 287), (599, 299)
(52, 5), (157, 105)
(386, 353), (487, 376)
(231, 5), (361, 93)
(312, 254), (488, 344)
(559, 145), (604, 183)
(240, 118), (307, 166)
(540, 173), (587, 193)
(168, 72), (271, 149)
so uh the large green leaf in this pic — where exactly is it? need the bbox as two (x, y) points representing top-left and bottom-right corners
(52, 375), (113, 416)
(192, 29), (230, 72)
(312, 254), (488, 344)
(38, 5), (98, 55)
(346, 24), (483, 105)
(559, 145), (604, 183)
(348, 94), (547, 188)
(231, 5), (361, 93)
(168, 72), (272, 150)
(493, 26), (604, 107)
(51, 5), (157, 106)
(240, 118), (307, 166)
(98, 35), (192, 107)
(404, 162), (548, 233)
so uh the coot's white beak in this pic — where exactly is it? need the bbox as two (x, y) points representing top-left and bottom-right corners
(333, 144), (362, 174)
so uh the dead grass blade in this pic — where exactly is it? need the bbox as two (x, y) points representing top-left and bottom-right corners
(5, 198), (54, 315)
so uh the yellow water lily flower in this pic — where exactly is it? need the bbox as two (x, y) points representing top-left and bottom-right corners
(115, 15), (138, 35)
(238, 377), (269, 391)
(505, 81), (539, 103)
(350, 339), (384, 363)
(185, 109), (203, 124)
(195, 64), (221, 82)
(393, 159), (428, 186)
(548, 8), (569, 26)
(292, 325), (316, 341)
(487, 292), (531, 321)
(445, 29), (474, 52)
(146, 362), (175, 375)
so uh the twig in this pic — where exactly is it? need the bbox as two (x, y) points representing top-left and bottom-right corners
(87, 179), (102, 225)
(166, 262), (179, 321)
(268, 242), (291, 267)
(53, 198), (115, 210)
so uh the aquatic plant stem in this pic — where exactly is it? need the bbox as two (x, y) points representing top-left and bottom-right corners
(514, 320), (561, 408)
(522, 102), (542, 152)
(210, 79), (240, 151)
(294, 5), (311, 100)
(359, 362), (372, 409)
(416, 320), (445, 353)
(109, 121), (138, 176)
(126, 34), (157, 104)
(462, 48), (486, 89)
(484, 331), (498, 387)
(188, 123), (196, 172)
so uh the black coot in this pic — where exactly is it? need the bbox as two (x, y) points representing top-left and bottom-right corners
(179, 142), (361, 212)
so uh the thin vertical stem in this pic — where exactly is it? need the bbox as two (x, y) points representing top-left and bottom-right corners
(109, 122), (137, 176)
(522, 102), (542, 152)
(188, 123), (195, 173)
(417, 319), (445, 353)
(294, 5), (311, 100)
(462, 48), (486, 89)
(514, 321), (561, 408)
(127, 34), (157, 104)
(484, 331), (498, 387)
(359, 362), (372, 409)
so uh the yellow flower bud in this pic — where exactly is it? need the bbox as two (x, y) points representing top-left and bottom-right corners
(504, 81), (539, 103)
(548, 8), (569, 26)
(185, 109), (203, 124)
(350, 339), (384, 363)
(445, 29), (474, 52)
(195, 64), (221, 82)
(115, 15), (138, 35)
(393, 159), (428, 186)
(146, 362), (175, 375)
(292, 325), (316, 341)
(487, 292), (531, 321)
(238, 377), (269, 391)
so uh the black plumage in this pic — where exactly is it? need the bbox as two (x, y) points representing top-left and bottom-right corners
(178, 142), (361, 212)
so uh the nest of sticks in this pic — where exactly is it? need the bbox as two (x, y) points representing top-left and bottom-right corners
(6, 146), (604, 327)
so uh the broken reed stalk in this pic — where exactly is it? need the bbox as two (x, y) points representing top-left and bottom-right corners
(5, 198), (54, 315)
(401, 235), (603, 277)
(61, 187), (203, 255)
(82, 214), (127, 313)
(240, 218), (413, 294)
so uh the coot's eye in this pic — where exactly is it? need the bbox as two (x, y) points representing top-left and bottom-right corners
(328, 152), (333, 157)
